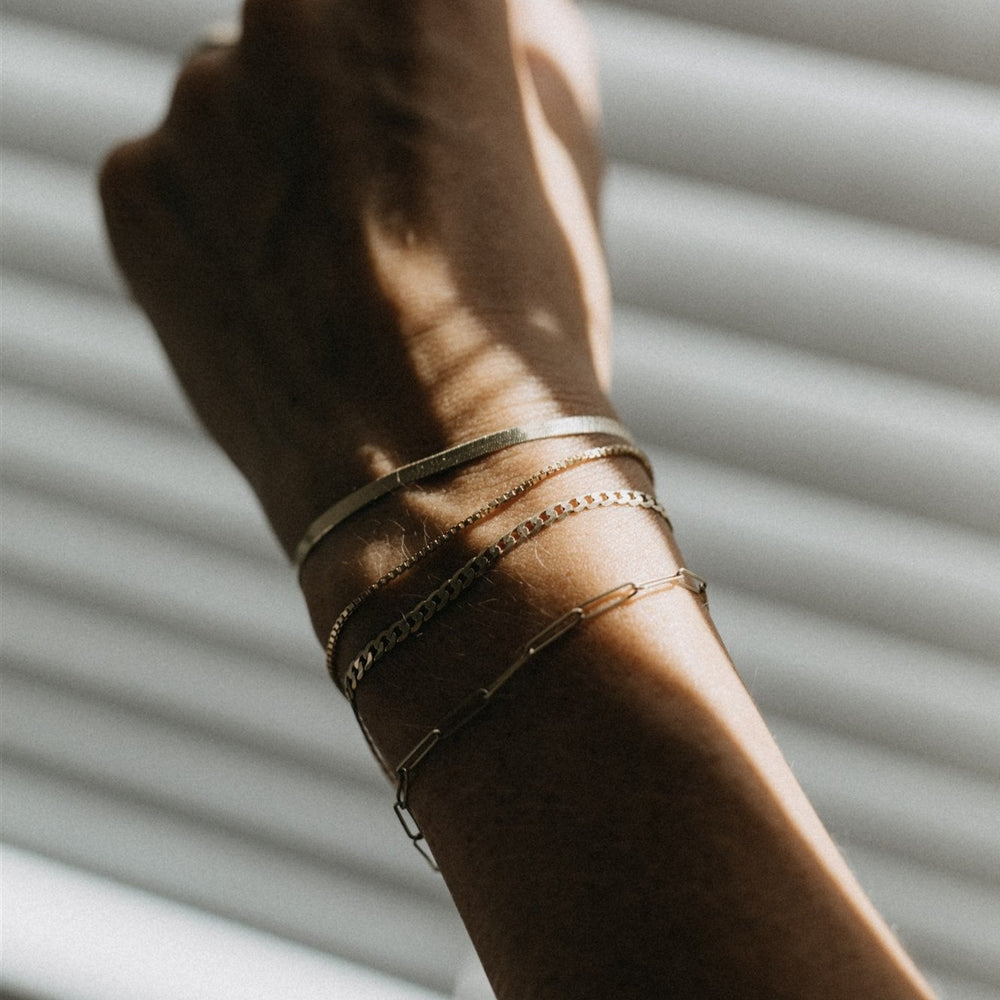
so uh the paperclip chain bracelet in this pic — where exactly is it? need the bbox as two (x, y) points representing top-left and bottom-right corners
(342, 489), (672, 698)
(324, 444), (653, 682)
(391, 568), (709, 867)
(293, 414), (636, 573)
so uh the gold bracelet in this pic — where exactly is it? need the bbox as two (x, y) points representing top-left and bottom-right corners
(184, 22), (239, 62)
(324, 444), (653, 683)
(390, 568), (708, 868)
(293, 414), (636, 573)
(342, 489), (672, 698)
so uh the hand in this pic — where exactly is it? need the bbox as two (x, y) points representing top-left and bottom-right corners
(99, 0), (613, 554)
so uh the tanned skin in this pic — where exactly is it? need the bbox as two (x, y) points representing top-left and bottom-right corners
(100, 2), (936, 997)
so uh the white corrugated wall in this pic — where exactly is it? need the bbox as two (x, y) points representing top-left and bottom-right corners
(2, 2), (998, 998)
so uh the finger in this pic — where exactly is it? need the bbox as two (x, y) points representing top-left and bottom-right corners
(99, 137), (160, 252)
(99, 135), (183, 300)
(164, 40), (236, 139)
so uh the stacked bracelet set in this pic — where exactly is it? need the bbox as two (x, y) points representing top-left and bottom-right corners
(294, 415), (707, 867)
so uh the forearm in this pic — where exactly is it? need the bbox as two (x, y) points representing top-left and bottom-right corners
(99, 2), (936, 992)
(301, 440), (934, 999)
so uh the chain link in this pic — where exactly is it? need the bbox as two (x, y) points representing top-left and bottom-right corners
(295, 415), (640, 571)
(393, 567), (708, 869)
(343, 489), (671, 697)
(324, 444), (653, 681)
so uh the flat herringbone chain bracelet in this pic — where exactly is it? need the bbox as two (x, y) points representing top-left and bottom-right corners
(294, 414), (636, 572)
(342, 489), (671, 698)
(325, 444), (654, 682)
(392, 568), (709, 868)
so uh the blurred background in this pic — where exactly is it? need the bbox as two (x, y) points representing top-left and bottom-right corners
(2, 1), (999, 998)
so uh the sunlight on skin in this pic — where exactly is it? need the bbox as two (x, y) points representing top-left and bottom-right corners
(661, 618), (934, 990)
(524, 306), (565, 338)
(510, 0), (613, 390)
(93, 0), (940, 989)
(512, 0), (603, 129)
(519, 96), (613, 390)
(362, 213), (558, 437)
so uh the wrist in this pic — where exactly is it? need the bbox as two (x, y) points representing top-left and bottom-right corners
(297, 440), (671, 763)
(257, 308), (612, 557)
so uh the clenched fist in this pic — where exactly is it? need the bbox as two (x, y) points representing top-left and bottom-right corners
(100, 0), (613, 555)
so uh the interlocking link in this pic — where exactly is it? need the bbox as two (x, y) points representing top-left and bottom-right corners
(324, 444), (653, 682)
(392, 567), (709, 869)
(343, 489), (671, 698)
(294, 415), (640, 572)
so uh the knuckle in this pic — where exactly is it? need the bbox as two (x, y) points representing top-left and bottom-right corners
(98, 134), (181, 257)
(168, 53), (229, 126)
(241, 0), (319, 51)
(98, 138), (153, 212)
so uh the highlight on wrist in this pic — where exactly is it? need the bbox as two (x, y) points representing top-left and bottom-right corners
(292, 414), (638, 573)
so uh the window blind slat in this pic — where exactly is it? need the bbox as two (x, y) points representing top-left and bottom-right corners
(591, 3), (1000, 244)
(766, 716), (1000, 883)
(3, 3), (997, 996)
(713, 586), (1000, 776)
(2, 270), (191, 429)
(3, 382), (269, 557)
(646, 446), (1000, 660)
(3, 845), (449, 1000)
(1, 581), (375, 783)
(613, 308), (1000, 534)
(0, 669), (442, 898)
(610, 0), (1000, 87)
(1, 484), (311, 663)
(1, 761), (467, 994)
(10, 0), (999, 88)
(841, 844), (1000, 985)
(605, 164), (1000, 395)
(2, 17), (175, 167)
(0, 0), (238, 55)
(1, 149), (118, 294)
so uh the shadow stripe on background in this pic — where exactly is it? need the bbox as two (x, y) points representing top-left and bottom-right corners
(2, 2), (998, 998)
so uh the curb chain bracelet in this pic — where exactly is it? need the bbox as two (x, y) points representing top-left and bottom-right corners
(342, 489), (672, 698)
(324, 444), (653, 682)
(392, 567), (709, 868)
